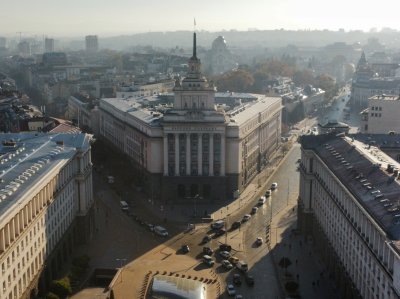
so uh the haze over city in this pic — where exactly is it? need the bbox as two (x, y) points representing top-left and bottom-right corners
(1, 0), (400, 36)
(4, 0), (400, 298)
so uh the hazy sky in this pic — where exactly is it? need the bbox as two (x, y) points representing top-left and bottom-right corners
(1, 0), (400, 37)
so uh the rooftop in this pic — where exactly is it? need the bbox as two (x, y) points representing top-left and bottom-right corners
(0, 133), (91, 222)
(370, 94), (400, 101)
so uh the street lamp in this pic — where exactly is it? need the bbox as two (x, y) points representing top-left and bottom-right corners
(116, 258), (127, 282)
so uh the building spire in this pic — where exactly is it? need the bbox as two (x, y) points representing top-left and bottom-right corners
(192, 32), (197, 59)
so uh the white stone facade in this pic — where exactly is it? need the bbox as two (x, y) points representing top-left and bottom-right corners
(361, 95), (400, 134)
(299, 134), (400, 298)
(98, 33), (282, 201)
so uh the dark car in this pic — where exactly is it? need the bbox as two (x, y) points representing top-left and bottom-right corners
(181, 245), (190, 253)
(203, 246), (214, 255)
(219, 244), (232, 252)
(245, 274), (255, 286)
(214, 228), (226, 237)
(202, 235), (212, 243)
(233, 273), (241, 286)
(231, 221), (241, 230)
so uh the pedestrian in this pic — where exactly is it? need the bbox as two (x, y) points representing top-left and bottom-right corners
(295, 259), (298, 265)
(316, 279), (319, 286)
(296, 274), (299, 281)
(289, 244), (292, 250)
(312, 281), (315, 288)
(299, 240), (302, 247)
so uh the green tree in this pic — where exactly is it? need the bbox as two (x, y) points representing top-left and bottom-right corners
(50, 277), (72, 299)
(46, 293), (60, 299)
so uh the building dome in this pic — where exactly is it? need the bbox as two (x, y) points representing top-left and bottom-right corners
(211, 36), (227, 51)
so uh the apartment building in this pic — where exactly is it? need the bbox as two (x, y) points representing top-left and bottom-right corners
(0, 132), (94, 299)
(299, 134), (400, 298)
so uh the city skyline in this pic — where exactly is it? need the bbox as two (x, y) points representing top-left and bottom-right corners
(1, 0), (400, 37)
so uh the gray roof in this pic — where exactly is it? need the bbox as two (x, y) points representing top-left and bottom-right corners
(0, 132), (91, 220)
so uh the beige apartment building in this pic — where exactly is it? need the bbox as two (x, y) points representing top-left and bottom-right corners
(0, 133), (94, 299)
(299, 133), (400, 298)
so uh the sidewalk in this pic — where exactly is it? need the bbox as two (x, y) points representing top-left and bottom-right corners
(270, 200), (340, 299)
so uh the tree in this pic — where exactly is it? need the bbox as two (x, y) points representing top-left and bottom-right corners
(214, 69), (254, 92)
(50, 277), (72, 299)
(292, 69), (315, 86)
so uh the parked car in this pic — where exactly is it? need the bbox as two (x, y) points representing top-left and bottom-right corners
(181, 245), (190, 253)
(231, 221), (241, 230)
(229, 256), (239, 264)
(219, 244), (232, 252)
(256, 237), (263, 246)
(265, 189), (271, 197)
(214, 228), (226, 237)
(211, 219), (225, 230)
(251, 207), (258, 214)
(222, 260), (233, 270)
(245, 273), (255, 286)
(202, 255), (214, 267)
(233, 273), (241, 286)
(236, 261), (248, 272)
(219, 250), (230, 259)
(271, 182), (278, 190)
(154, 226), (169, 237)
(202, 235), (212, 243)
(226, 284), (236, 296)
(258, 196), (266, 205)
(235, 295), (243, 299)
(242, 214), (251, 223)
(147, 223), (155, 232)
(203, 246), (214, 255)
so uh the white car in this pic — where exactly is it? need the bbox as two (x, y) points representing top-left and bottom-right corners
(226, 284), (236, 296)
(219, 250), (230, 259)
(258, 196), (266, 205)
(271, 182), (278, 190)
(256, 237), (263, 246)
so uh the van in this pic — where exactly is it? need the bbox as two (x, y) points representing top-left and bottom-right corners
(120, 201), (129, 211)
(154, 226), (169, 237)
(236, 260), (248, 272)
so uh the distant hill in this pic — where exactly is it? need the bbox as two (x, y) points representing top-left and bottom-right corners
(96, 29), (400, 51)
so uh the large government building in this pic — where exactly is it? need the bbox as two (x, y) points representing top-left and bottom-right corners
(0, 132), (94, 299)
(99, 33), (282, 202)
(299, 133), (400, 298)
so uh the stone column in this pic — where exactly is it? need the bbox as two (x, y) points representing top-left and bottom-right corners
(163, 135), (168, 175)
(0, 228), (5, 251)
(209, 133), (214, 176)
(198, 133), (202, 175)
(221, 134), (225, 175)
(175, 134), (179, 176)
(186, 134), (191, 175)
